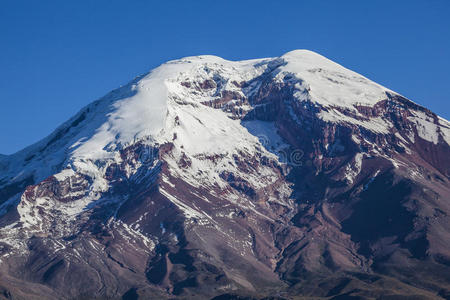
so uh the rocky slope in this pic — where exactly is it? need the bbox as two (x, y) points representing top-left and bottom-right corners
(0, 50), (449, 299)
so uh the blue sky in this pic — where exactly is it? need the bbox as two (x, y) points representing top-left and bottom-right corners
(0, 0), (449, 154)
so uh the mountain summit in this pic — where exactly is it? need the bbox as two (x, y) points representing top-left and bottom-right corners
(0, 50), (449, 299)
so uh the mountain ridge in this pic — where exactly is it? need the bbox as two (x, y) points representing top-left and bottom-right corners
(0, 50), (449, 299)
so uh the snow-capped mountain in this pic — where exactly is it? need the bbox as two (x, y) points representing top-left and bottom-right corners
(0, 50), (449, 299)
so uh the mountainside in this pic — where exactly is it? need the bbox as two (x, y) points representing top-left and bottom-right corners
(0, 50), (449, 299)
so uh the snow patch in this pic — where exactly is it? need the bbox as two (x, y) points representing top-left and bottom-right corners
(279, 50), (395, 109)
(319, 109), (392, 134)
(344, 153), (364, 184)
(438, 116), (450, 145)
(408, 111), (439, 144)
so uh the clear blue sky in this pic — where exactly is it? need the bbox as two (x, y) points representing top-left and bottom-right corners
(1, 0), (449, 154)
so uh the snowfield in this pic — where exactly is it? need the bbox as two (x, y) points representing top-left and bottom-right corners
(0, 49), (448, 239)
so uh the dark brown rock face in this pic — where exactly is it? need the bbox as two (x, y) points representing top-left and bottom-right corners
(0, 51), (449, 299)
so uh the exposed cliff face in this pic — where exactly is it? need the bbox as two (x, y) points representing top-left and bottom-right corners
(0, 50), (449, 299)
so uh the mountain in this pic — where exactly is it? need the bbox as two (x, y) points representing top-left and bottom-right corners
(0, 50), (449, 299)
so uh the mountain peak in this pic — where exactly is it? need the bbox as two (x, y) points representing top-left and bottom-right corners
(281, 48), (324, 57)
(1, 50), (448, 182)
(0, 50), (449, 299)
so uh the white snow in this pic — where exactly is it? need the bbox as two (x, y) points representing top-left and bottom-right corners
(344, 153), (364, 184)
(351, 135), (361, 144)
(438, 116), (450, 145)
(408, 110), (439, 144)
(363, 170), (380, 190)
(241, 120), (288, 154)
(52, 168), (76, 181)
(71, 61), (191, 161)
(1, 49), (449, 252)
(278, 50), (395, 109)
(1, 49), (445, 192)
(159, 188), (204, 220)
(395, 132), (409, 145)
(318, 108), (392, 134)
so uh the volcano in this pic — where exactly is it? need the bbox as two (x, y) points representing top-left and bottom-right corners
(0, 50), (449, 299)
